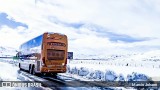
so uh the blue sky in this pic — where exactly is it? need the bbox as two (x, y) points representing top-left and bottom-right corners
(0, 0), (160, 57)
(0, 13), (28, 29)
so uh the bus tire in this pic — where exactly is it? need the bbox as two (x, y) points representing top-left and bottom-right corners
(29, 64), (32, 74)
(19, 63), (22, 70)
(31, 65), (36, 75)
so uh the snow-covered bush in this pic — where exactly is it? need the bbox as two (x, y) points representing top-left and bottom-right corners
(126, 72), (150, 81)
(70, 67), (79, 74)
(94, 70), (104, 80)
(78, 67), (89, 76)
(86, 70), (95, 79)
(66, 65), (70, 73)
(117, 74), (125, 81)
(105, 70), (117, 81)
(127, 74), (133, 81)
(85, 69), (105, 80)
(131, 72), (150, 81)
(116, 74), (125, 86)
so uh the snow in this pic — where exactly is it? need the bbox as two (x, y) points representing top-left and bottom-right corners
(0, 48), (160, 89)
(67, 61), (156, 81)
(1, 48), (159, 81)
(0, 60), (19, 81)
(66, 50), (160, 82)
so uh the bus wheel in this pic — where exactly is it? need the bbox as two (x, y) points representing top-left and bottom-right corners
(19, 63), (22, 70)
(32, 65), (36, 75)
(29, 65), (32, 74)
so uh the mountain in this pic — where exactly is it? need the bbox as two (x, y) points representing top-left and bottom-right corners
(73, 50), (160, 62)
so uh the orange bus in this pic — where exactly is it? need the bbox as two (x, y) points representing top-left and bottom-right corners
(18, 32), (68, 76)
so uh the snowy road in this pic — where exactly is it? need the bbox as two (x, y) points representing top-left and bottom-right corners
(0, 59), (120, 90)
(0, 60), (49, 90)
(0, 61), (19, 81)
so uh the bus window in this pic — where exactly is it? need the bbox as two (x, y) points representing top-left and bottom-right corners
(47, 49), (65, 60)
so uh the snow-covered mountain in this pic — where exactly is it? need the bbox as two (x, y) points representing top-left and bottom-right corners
(114, 50), (160, 62)
(0, 46), (17, 57)
(74, 50), (160, 62)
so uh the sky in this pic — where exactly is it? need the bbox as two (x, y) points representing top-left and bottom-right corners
(0, 0), (160, 57)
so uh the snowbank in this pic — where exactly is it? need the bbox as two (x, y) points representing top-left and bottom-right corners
(0, 61), (19, 81)
(67, 58), (160, 81)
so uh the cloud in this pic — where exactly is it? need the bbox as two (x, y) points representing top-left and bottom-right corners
(48, 16), (84, 29)
(0, 26), (26, 49)
(77, 23), (153, 43)
(0, 0), (160, 57)
(0, 13), (28, 29)
(47, 16), (153, 43)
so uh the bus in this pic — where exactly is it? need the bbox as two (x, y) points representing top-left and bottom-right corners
(18, 32), (68, 76)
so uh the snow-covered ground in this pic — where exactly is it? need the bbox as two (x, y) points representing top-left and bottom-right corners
(66, 50), (160, 82)
(0, 59), (125, 90)
(0, 49), (160, 89)
(67, 60), (159, 81)
(64, 50), (160, 89)
(0, 60), (19, 81)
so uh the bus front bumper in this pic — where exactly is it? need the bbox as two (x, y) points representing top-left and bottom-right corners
(41, 66), (66, 73)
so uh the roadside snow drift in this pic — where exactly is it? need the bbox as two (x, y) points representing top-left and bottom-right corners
(0, 61), (19, 81)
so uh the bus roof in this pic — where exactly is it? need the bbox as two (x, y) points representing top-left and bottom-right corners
(46, 32), (66, 36)
(20, 32), (66, 49)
